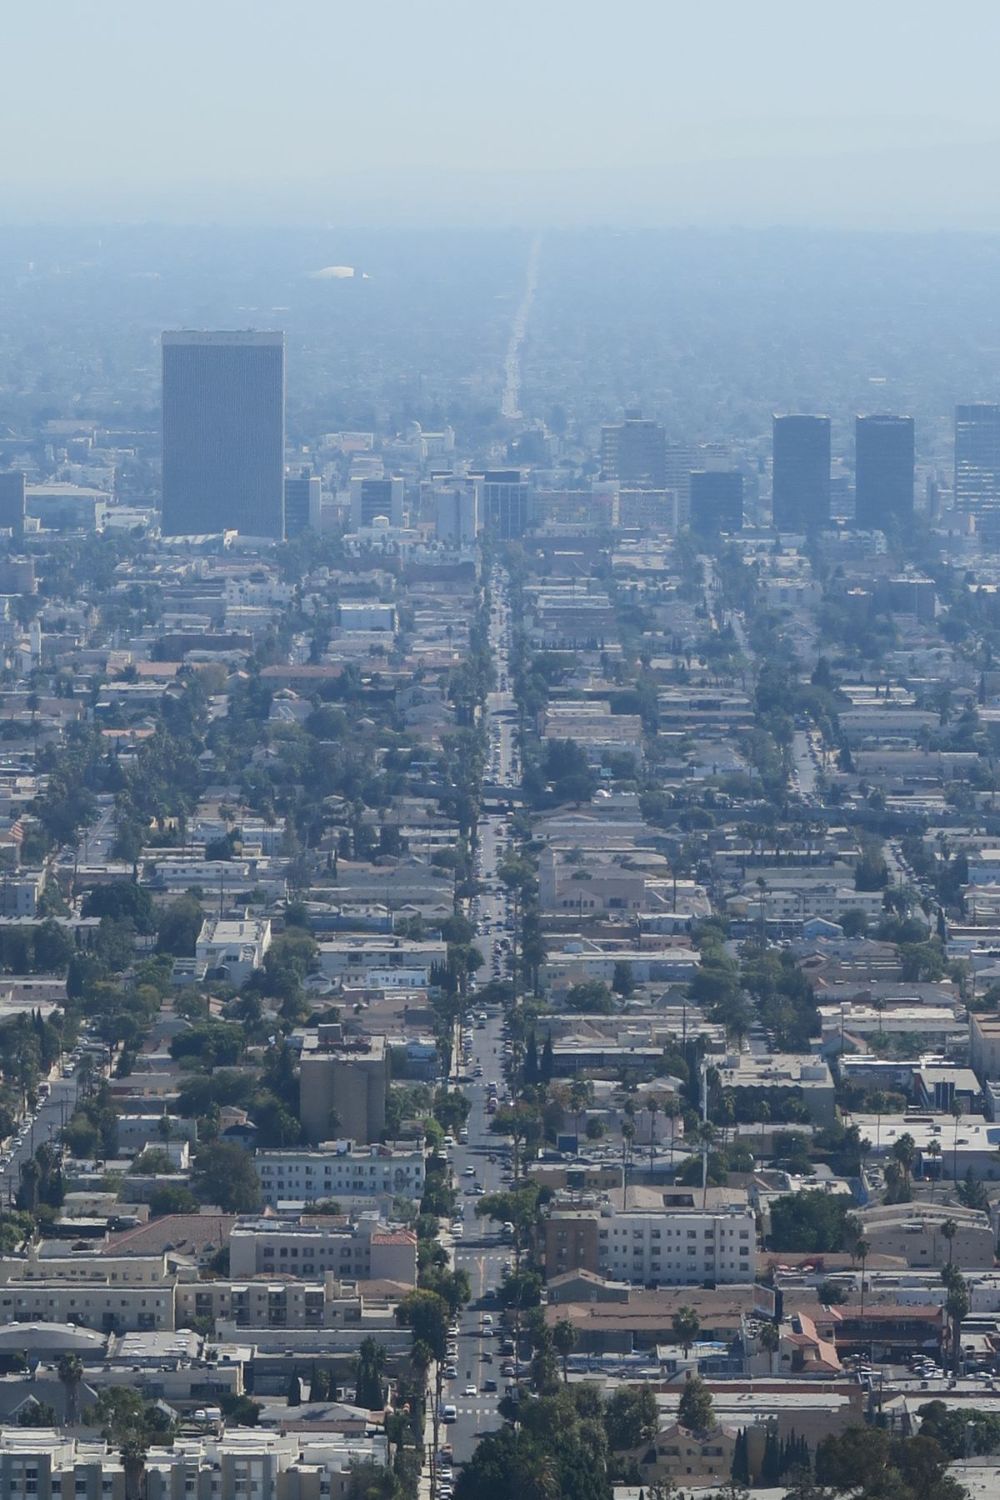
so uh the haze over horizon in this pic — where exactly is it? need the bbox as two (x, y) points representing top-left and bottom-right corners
(6, 0), (1000, 227)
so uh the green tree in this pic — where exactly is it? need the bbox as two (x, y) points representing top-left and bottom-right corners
(677, 1374), (715, 1435)
(57, 1353), (84, 1425)
(190, 1142), (261, 1212)
(354, 1337), (387, 1410)
(604, 1383), (658, 1450)
(155, 894), (203, 957)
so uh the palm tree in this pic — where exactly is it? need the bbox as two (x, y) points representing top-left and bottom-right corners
(552, 1317), (577, 1383)
(891, 1132), (916, 1187)
(57, 1353), (84, 1426)
(758, 1320), (780, 1376)
(926, 1139), (942, 1197)
(952, 1100), (964, 1183)
(672, 1305), (701, 1360)
(941, 1218), (958, 1270)
(944, 1271), (970, 1377)
(869, 1091), (890, 1155)
(621, 1120), (635, 1210)
(121, 1436), (147, 1500)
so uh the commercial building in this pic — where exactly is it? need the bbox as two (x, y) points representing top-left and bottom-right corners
(855, 414), (914, 528)
(161, 331), (285, 539)
(857, 1203), (994, 1269)
(349, 477), (404, 530)
(955, 403), (1000, 532)
(283, 471), (321, 538)
(298, 1027), (388, 1145)
(772, 415), (831, 531)
(689, 469), (743, 536)
(600, 413), (667, 489)
(434, 483), (478, 545)
(0, 473), (25, 540)
(476, 469), (530, 539)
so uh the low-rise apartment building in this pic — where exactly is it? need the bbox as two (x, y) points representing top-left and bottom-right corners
(545, 1189), (756, 1286)
(228, 1215), (417, 1285)
(0, 1427), (390, 1500)
(713, 1053), (836, 1125)
(196, 916), (272, 985)
(255, 1141), (425, 1208)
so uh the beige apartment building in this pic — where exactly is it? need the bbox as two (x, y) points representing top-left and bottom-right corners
(298, 1026), (388, 1144)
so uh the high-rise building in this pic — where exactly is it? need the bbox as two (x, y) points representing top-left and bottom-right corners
(772, 414), (831, 531)
(600, 411), (667, 488)
(664, 443), (695, 524)
(298, 1026), (388, 1145)
(955, 404), (1000, 530)
(0, 472), (25, 540)
(434, 483), (478, 545)
(855, 414), (914, 528)
(349, 476), (404, 530)
(284, 471), (322, 538)
(477, 469), (530, 539)
(161, 331), (285, 539)
(689, 469), (744, 536)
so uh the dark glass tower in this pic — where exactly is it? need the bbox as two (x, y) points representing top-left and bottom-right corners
(855, 415), (914, 528)
(689, 469), (743, 536)
(772, 415), (830, 531)
(161, 331), (285, 538)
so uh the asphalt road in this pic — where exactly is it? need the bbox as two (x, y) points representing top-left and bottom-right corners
(0, 1068), (80, 1206)
(436, 565), (518, 1469)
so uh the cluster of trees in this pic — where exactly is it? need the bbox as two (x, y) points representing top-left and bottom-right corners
(455, 1384), (611, 1500)
(814, 1423), (966, 1500)
(919, 1400), (1000, 1457)
(768, 1191), (861, 1254)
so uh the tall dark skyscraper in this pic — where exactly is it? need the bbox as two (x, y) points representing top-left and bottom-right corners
(689, 469), (744, 536)
(161, 331), (285, 538)
(772, 414), (831, 531)
(0, 472), (25, 541)
(477, 470), (530, 539)
(855, 414), (914, 529)
(284, 470), (321, 539)
(600, 411), (667, 488)
(955, 404), (1000, 531)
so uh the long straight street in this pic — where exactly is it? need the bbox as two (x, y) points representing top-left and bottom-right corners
(433, 565), (519, 1472)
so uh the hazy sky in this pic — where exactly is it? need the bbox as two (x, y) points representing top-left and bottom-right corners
(7, 0), (1000, 225)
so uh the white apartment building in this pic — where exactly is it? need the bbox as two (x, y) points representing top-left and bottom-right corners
(0, 1427), (389, 1500)
(255, 1141), (425, 1208)
(316, 937), (446, 986)
(598, 1204), (756, 1285)
(196, 916), (272, 985)
(728, 883), (885, 925)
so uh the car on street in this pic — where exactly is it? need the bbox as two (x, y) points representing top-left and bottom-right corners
(463, 1383), (477, 1396)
